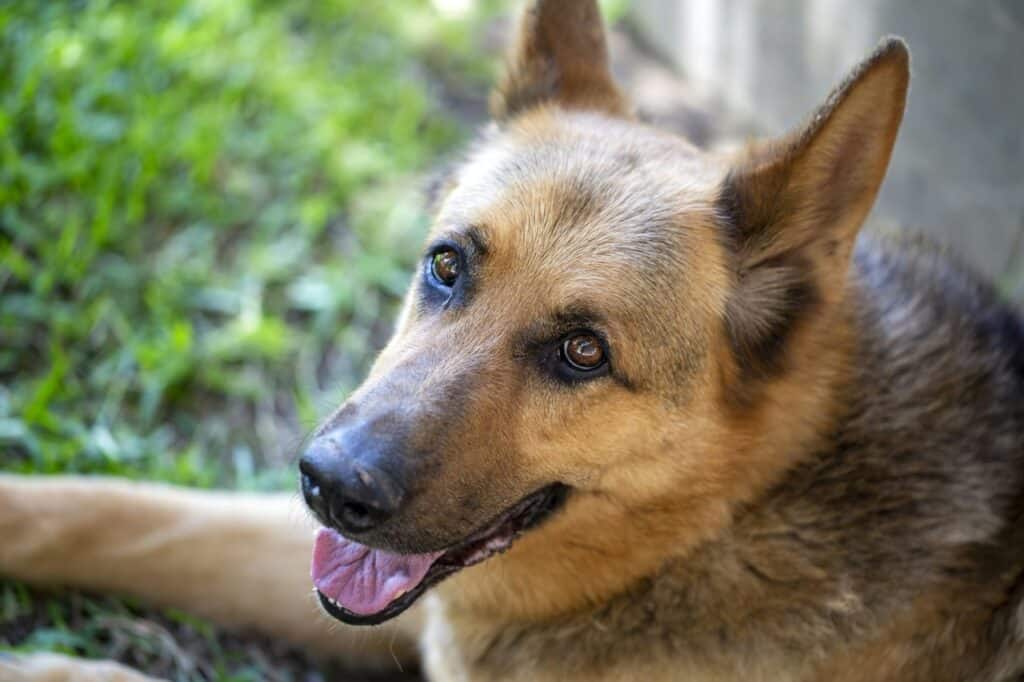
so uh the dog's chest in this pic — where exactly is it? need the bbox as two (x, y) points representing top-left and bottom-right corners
(418, 592), (803, 682)
(417, 522), (1024, 682)
(421, 595), (475, 682)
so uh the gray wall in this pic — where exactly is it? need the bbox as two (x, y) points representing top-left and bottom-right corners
(631, 0), (1024, 296)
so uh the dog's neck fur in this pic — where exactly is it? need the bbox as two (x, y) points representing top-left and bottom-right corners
(424, 235), (1024, 681)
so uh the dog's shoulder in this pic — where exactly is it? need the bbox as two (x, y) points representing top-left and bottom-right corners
(843, 231), (1024, 502)
(779, 229), (1024, 582)
(852, 230), (1024, 383)
(756, 231), (1024, 677)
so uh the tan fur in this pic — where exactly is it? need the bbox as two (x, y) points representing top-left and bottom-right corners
(4, 2), (1023, 680)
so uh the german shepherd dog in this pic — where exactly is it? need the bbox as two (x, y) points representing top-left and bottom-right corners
(3, 1), (1024, 680)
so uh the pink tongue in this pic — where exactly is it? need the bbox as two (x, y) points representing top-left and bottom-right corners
(311, 527), (443, 616)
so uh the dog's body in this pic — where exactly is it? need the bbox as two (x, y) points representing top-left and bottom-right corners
(3, 2), (1024, 681)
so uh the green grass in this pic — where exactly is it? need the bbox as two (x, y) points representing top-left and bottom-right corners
(0, 0), (495, 489)
(0, 0), (497, 677)
(2, 584), (327, 681)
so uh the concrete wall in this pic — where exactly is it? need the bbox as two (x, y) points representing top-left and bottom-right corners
(630, 0), (1024, 295)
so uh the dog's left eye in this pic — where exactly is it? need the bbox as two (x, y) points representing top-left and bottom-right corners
(561, 334), (606, 371)
(431, 249), (460, 287)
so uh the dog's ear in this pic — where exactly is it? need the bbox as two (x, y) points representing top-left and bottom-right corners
(491, 0), (628, 120)
(718, 38), (909, 387)
(721, 38), (910, 273)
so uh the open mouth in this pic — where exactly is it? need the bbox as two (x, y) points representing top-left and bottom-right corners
(311, 483), (568, 626)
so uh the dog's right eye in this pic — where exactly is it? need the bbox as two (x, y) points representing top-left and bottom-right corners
(549, 331), (610, 384)
(430, 249), (460, 287)
(561, 334), (605, 371)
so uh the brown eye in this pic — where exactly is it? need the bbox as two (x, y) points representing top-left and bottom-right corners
(431, 249), (460, 286)
(561, 334), (605, 371)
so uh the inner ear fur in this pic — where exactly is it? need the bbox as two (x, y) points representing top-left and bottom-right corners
(491, 0), (629, 119)
(717, 38), (910, 388)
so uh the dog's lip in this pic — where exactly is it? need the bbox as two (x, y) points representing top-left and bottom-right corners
(316, 483), (569, 626)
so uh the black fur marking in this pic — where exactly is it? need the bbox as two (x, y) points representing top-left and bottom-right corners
(713, 166), (791, 261)
(716, 174), (821, 402)
(497, 61), (560, 120)
(976, 297), (1024, 389)
(464, 225), (490, 257)
(712, 171), (744, 254)
(725, 263), (820, 386)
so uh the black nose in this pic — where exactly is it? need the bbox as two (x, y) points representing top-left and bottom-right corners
(299, 433), (406, 534)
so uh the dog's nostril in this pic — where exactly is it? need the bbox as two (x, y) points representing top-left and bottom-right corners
(343, 501), (368, 518)
(339, 501), (374, 530)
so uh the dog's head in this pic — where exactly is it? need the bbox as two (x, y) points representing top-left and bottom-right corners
(302, 0), (909, 625)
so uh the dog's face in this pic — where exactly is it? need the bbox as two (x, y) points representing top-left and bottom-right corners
(302, 0), (909, 625)
(358, 112), (728, 543)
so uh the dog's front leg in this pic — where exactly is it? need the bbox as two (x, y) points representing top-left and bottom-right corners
(0, 475), (421, 670)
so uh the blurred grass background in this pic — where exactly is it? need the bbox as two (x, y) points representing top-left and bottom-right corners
(0, 0), (505, 678)
(0, 0), (497, 490)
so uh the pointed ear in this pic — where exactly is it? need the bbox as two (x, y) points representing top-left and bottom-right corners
(720, 38), (910, 274)
(717, 38), (909, 388)
(491, 0), (629, 120)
